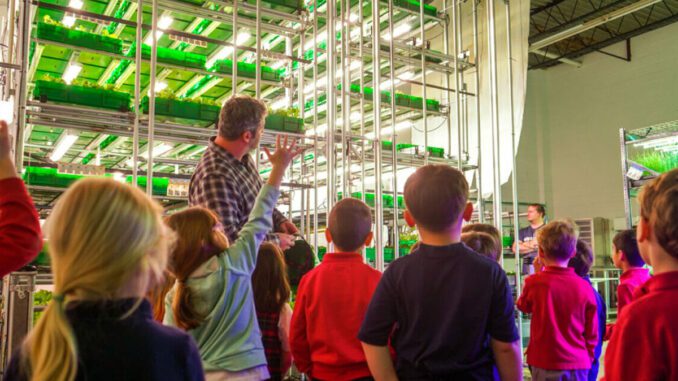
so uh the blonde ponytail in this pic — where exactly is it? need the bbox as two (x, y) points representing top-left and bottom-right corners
(23, 178), (172, 381)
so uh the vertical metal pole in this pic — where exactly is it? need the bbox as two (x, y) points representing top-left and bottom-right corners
(146, 0), (159, 196)
(473, 0), (483, 222)
(620, 129), (632, 228)
(359, 0), (366, 262)
(372, 0), (383, 270)
(451, 0), (462, 171)
(231, 0), (238, 97)
(487, 0), (502, 229)
(255, 0), (262, 98)
(505, 0), (523, 349)
(443, 0), (453, 169)
(313, 0), (319, 253)
(387, 0), (399, 259)
(420, 0), (428, 166)
(457, 0), (467, 158)
(327, 0), (336, 216)
(13, 0), (30, 173)
(132, 0), (143, 186)
(340, 0), (348, 197)
(299, 26), (306, 237)
(286, 36), (293, 105)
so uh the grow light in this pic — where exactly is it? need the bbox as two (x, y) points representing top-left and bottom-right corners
(62, 0), (83, 27)
(270, 98), (288, 111)
(144, 16), (174, 44)
(149, 81), (168, 95)
(206, 32), (252, 68)
(384, 24), (412, 41)
(50, 131), (78, 162)
(365, 121), (413, 139)
(380, 78), (401, 90)
(126, 143), (174, 167)
(62, 64), (82, 85)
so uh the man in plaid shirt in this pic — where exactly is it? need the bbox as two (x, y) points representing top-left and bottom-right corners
(189, 95), (297, 249)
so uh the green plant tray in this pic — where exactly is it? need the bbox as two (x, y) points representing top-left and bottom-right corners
(426, 146), (445, 158)
(502, 235), (514, 248)
(22, 166), (170, 195)
(127, 42), (206, 70)
(211, 59), (281, 82)
(366, 247), (407, 263)
(33, 80), (131, 111)
(140, 96), (220, 122)
(265, 114), (304, 133)
(36, 22), (123, 54)
(338, 191), (399, 209)
(394, 0), (437, 16)
(253, 0), (303, 10)
(31, 243), (50, 266)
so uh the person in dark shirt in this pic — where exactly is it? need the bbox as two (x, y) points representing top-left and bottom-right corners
(3, 178), (204, 381)
(359, 165), (522, 380)
(512, 204), (546, 275)
(568, 239), (607, 381)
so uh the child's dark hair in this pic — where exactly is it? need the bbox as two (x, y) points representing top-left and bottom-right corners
(462, 232), (501, 262)
(462, 223), (501, 248)
(252, 243), (291, 313)
(404, 165), (469, 232)
(638, 168), (678, 258)
(164, 207), (229, 330)
(328, 198), (373, 252)
(537, 220), (577, 261)
(613, 229), (644, 267)
(569, 239), (594, 277)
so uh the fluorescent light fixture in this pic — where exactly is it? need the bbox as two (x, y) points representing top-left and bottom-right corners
(399, 71), (415, 80)
(62, 64), (82, 84)
(269, 60), (286, 70)
(0, 97), (15, 124)
(384, 23), (411, 41)
(366, 121), (413, 139)
(206, 32), (253, 68)
(305, 124), (328, 136)
(126, 143), (174, 167)
(112, 172), (126, 183)
(144, 16), (174, 45)
(50, 130), (78, 162)
(270, 98), (288, 110)
(349, 13), (359, 22)
(147, 81), (168, 95)
(350, 111), (361, 121)
(70, 0), (83, 9)
(235, 32), (251, 45)
(62, 0), (83, 27)
(380, 78), (401, 90)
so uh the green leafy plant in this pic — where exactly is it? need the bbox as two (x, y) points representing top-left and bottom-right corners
(33, 290), (53, 324)
(633, 151), (678, 174)
(269, 107), (300, 118)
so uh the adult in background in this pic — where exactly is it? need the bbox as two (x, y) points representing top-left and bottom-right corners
(189, 95), (297, 250)
(0, 120), (42, 277)
(512, 203), (546, 275)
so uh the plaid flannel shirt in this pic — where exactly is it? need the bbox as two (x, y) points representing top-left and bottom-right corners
(189, 137), (287, 244)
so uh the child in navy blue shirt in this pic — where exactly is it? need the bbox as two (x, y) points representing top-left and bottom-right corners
(359, 165), (522, 380)
(568, 239), (606, 381)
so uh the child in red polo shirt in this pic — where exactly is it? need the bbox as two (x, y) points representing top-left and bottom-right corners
(289, 198), (380, 381)
(605, 229), (650, 340)
(604, 168), (678, 381)
(517, 220), (598, 381)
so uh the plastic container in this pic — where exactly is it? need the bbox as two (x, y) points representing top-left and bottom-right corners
(265, 114), (304, 133)
(211, 59), (281, 81)
(140, 97), (219, 122)
(33, 80), (131, 111)
(127, 42), (206, 70)
(36, 22), (123, 54)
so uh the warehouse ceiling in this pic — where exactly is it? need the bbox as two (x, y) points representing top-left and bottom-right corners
(528, 0), (678, 69)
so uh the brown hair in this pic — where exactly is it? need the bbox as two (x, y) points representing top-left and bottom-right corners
(404, 165), (469, 232)
(569, 239), (594, 277)
(147, 271), (175, 322)
(462, 232), (502, 262)
(164, 207), (229, 330)
(252, 243), (291, 313)
(537, 220), (577, 261)
(462, 223), (501, 248)
(638, 168), (678, 258)
(328, 198), (373, 252)
(612, 229), (644, 267)
(218, 95), (267, 141)
(528, 203), (546, 218)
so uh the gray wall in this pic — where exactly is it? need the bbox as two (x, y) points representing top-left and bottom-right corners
(513, 22), (678, 224)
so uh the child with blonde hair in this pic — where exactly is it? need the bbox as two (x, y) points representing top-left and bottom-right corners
(163, 136), (300, 380)
(605, 168), (678, 380)
(3, 178), (204, 381)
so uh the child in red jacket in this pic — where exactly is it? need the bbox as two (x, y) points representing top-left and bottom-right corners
(0, 120), (42, 277)
(517, 220), (598, 381)
(290, 198), (380, 381)
(604, 168), (678, 381)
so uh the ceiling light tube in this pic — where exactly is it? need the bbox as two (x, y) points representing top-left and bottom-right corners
(50, 130), (78, 162)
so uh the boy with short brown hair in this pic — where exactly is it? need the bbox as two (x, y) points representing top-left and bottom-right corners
(604, 168), (678, 380)
(517, 220), (599, 381)
(462, 231), (502, 262)
(290, 198), (381, 381)
(359, 165), (521, 380)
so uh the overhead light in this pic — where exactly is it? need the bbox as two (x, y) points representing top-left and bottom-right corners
(349, 13), (359, 22)
(144, 16), (174, 45)
(380, 78), (401, 90)
(206, 32), (251, 68)
(270, 98), (288, 110)
(126, 143), (174, 167)
(384, 23), (411, 41)
(399, 71), (415, 80)
(62, 64), (82, 84)
(147, 81), (168, 95)
(350, 111), (361, 121)
(62, 0), (83, 27)
(235, 32), (251, 45)
(366, 121), (413, 139)
(50, 130), (78, 162)
(269, 60), (286, 70)
(305, 123), (328, 136)
(304, 35), (327, 51)
(112, 172), (126, 183)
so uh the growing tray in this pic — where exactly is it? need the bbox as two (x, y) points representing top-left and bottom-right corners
(33, 80), (131, 111)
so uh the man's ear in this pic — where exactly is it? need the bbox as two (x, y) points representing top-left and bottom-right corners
(242, 130), (253, 144)
(462, 202), (474, 222)
(325, 229), (333, 244)
(404, 210), (416, 228)
(637, 218), (651, 244)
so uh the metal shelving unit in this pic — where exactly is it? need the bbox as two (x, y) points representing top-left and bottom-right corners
(619, 120), (678, 228)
